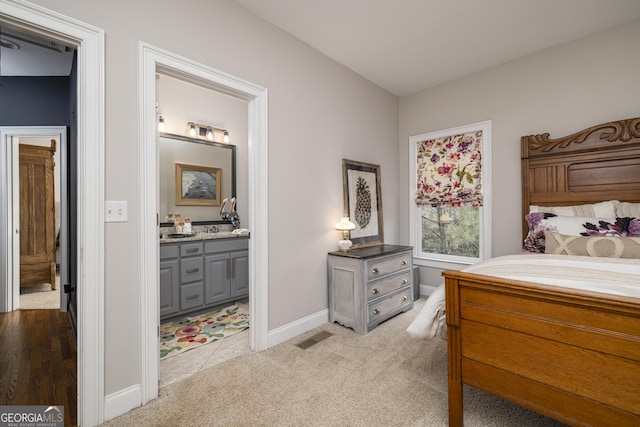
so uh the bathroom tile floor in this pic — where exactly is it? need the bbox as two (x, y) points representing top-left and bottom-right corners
(159, 327), (251, 388)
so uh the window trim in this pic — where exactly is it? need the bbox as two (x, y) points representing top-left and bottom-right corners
(409, 120), (492, 269)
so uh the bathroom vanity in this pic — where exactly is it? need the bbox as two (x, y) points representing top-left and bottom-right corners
(160, 233), (249, 321)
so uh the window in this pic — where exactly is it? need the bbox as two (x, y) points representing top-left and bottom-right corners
(409, 121), (491, 269)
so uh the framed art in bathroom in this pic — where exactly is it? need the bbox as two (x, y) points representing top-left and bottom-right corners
(342, 158), (384, 247)
(175, 162), (222, 206)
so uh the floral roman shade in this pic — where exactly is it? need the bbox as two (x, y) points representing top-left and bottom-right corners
(415, 130), (483, 207)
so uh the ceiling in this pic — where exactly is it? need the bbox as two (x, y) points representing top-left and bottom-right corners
(3, 1), (640, 93)
(233, 0), (640, 97)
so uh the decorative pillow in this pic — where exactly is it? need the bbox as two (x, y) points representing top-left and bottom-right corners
(580, 217), (640, 237)
(616, 202), (640, 218)
(523, 213), (616, 253)
(529, 200), (618, 218)
(544, 230), (640, 259)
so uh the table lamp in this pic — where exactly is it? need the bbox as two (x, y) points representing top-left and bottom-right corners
(335, 216), (356, 251)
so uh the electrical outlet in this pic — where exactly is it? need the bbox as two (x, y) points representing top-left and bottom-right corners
(105, 201), (128, 222)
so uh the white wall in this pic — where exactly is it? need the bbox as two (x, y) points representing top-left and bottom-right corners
(400, 19), (640, 287)
(26, 0), (398, 398)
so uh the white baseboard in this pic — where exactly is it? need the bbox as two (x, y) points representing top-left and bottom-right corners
(268, 308), (329, 347)
(104, 384), (142, 422)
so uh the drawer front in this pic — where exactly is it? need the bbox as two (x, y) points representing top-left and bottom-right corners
(367, 287), (412, 325)
(160, 244), (179, 260)
(180, 282), (204, 311)
(367, 251), (412, 281)
(181, 257), (204, 283)
(367, 270), (411, 301)
(180, 242), (203, 257)
(204, 238), (248, 254)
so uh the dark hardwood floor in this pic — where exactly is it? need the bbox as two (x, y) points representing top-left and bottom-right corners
(0, 309), (77, 426)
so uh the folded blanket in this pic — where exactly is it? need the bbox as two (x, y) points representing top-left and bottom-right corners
(406, 283), (446, 340)
(407, 253), (640, 340)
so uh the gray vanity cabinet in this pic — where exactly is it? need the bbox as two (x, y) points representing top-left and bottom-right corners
(159, 244), (180, 319)
(160, 237), (249, 321)
(204, 238), (249, 306)
(179, 242), (205, 313)
(204, 253), (231, 304)
(230, 252), (249, 296)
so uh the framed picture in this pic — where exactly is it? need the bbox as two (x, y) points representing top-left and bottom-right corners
(175, 163), (222, 206)
(342, 159), (384, 247)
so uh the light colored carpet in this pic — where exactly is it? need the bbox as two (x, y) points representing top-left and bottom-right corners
(101, 298), (567, 427)
(20, 276), (60, 310)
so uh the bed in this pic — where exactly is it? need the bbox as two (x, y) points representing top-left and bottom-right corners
(413, 117), (640, 426)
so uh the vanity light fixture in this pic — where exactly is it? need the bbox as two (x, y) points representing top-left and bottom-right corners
(158, 116), (165, 132)
(185, 121), (231, 143)
(188, 122), (197, 137)
(335, 216), (356, 251)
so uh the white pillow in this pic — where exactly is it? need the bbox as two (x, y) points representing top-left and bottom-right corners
(523, 213), (615, 253)
(616, 202), (640, 217)
(541, 215), (616, 235)
(529, 200), (618, 218)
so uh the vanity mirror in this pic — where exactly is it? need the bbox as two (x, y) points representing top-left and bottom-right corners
(159, 132), (236, 225)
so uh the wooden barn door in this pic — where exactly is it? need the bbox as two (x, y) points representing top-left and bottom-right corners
(19, 141), (57, 290)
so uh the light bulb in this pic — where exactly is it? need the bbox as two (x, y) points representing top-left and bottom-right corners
(206, 127), (214, 140)
(223, 130), (230, 143)
(158, 116), (165, 132)
(188, 123), (197, 137)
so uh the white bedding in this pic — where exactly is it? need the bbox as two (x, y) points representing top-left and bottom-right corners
(407, 253), (640, 340)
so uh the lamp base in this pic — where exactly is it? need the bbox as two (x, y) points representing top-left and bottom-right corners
(338, 239), (353, 252)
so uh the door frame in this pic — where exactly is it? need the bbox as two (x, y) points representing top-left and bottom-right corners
(138, 42), (269, 404)
(0, 1), (105, 425)
(5, 127), (67, 311)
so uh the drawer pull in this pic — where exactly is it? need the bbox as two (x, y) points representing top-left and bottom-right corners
(186, 248), (199, 253)
(186, 294), (199, 301)
(402, 296), (408, 302)
(186, 268), (199, 273)
(401, 279), (408, 285)
(371, 288), (380, 295)
(401, 260), (407, 266)
(372, 268), (379, 274)
(373, 308), (381, 315)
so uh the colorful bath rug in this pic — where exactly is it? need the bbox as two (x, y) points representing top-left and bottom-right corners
(160, 304), (249, 360)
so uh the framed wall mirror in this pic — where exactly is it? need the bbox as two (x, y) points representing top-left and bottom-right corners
(159, 132), (236, 225)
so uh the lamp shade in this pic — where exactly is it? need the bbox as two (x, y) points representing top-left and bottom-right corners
(335, 217), (356, 231)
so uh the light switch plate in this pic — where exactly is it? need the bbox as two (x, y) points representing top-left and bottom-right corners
(105, 201), (128, 222)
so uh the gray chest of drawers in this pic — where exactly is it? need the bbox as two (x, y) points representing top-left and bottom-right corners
(327, 244), (413, 335)
(160, 237), (249, 321)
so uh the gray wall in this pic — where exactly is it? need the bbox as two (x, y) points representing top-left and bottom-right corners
(400, 19), (640, 287)
(22, 0), (640, 410)
(27, 0), (399, 397)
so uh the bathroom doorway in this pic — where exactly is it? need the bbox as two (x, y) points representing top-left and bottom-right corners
(138, 43), (269, 404)
(156, 74), (251, 388)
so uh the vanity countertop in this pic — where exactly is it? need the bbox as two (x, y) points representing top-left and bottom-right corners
(160, 231), (249, 244)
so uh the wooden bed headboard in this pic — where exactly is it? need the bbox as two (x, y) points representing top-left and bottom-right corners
(521, 117), (640, 239)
